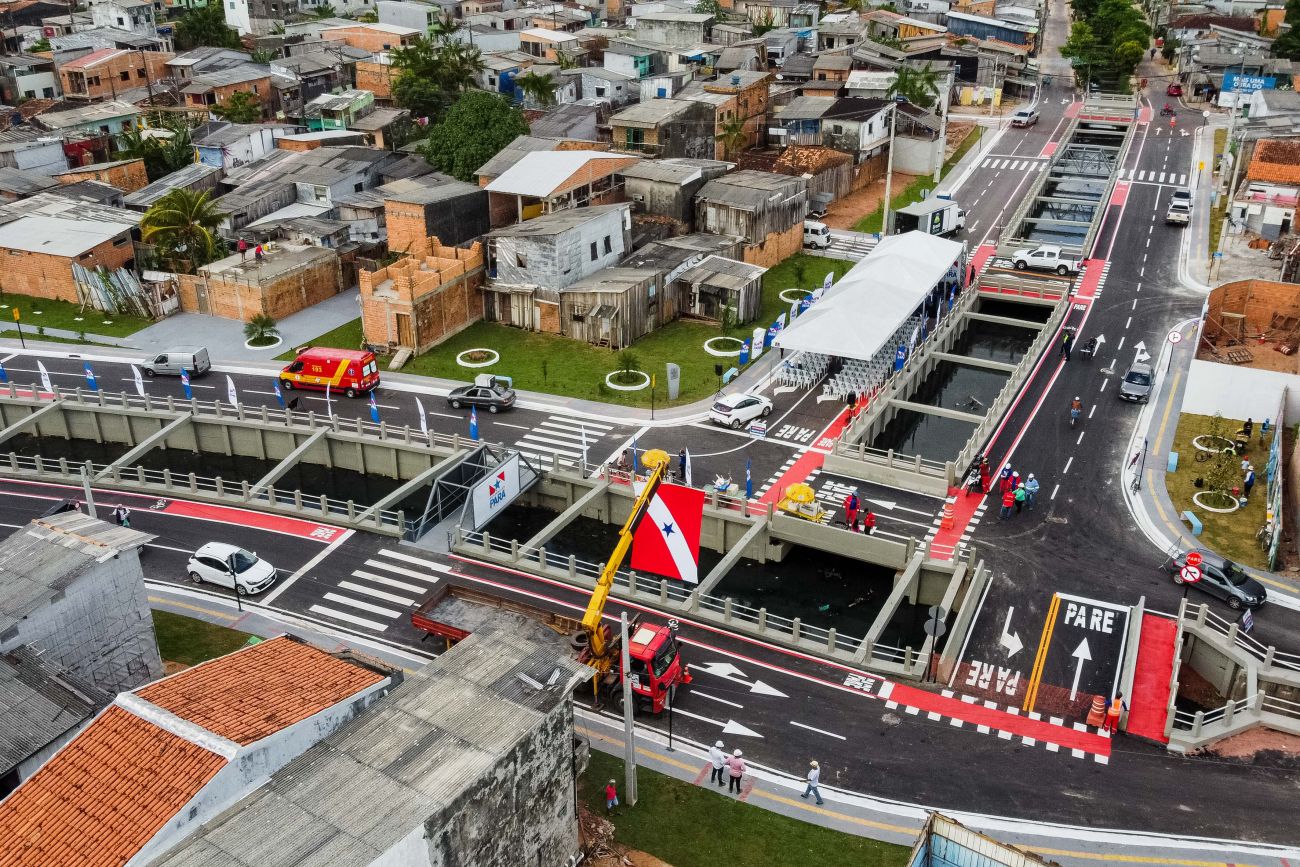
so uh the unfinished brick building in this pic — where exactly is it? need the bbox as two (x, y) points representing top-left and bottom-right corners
(176, 244), (342, 321)
(360, 236), (485, 353)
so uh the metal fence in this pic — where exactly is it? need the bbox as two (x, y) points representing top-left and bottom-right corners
(457, 527), (918, 664)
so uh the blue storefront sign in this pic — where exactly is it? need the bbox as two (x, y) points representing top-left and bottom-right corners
(1224, 73), (1276, 95)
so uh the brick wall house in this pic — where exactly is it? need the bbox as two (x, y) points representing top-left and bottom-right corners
(175, 244), (342, 321)
(360, 236), (486, 352)
(52, 157), (149, 192)
(355, 59), (396, 102)
(321, 23), (420, 54)
(58, 48), (173, 103)
(0, 214), (136, 303)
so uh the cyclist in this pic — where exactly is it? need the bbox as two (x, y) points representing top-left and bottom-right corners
(1070, 396), (1083, 425)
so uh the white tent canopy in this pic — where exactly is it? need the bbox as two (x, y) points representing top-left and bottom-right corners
(772, 231), (965, 360)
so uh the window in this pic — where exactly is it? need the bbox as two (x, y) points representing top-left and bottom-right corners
(516, 253), (527, 268)
(113, 236), (129, 246)
(603, 235), (611, 254)
(22, 90), (33, 99)
(354, 182), (363, 192)
(590, 241), (598, 260)
(138, 69), (147, 78)
(120, 70), (130, 81)
(595, 84), (606, 97)
(251, 84), (258, 94)
(116, 15), (125, 24)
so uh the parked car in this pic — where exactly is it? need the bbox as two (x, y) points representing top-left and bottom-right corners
(1118, 362), (1154, 402)
(187, 542), (277, 596)
(1166, 549), (1266, 610)
(1166, 82), (1183, 97)
(803, 220), (831, 249)
(1011, 107), (1039, 127)
(142, 345), (211, 378)
(709, 391), (773, 429)
(1010, 244), (1083, 276)
(447, 374), (516, 413)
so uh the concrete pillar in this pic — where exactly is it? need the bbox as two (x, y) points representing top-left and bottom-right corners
(792, 617), (801, 642)
(189, 472), (197, 492)
(905, 646), (914, 668)
(659, 579), (668, 604)
(1265, 646), (1276, 666)
(483, 531), (492, 552)
(240, 480), (249, 498)
(1223, 700), (1235, 726)
(758, 607), (767, 631)
(58, 457), (68, 475)
(319, 494), (328, 515)
(259, 406), (268, 424)
(723, 597), (733, 623)
(827, 628), (837, 653)
(35, 455), (44, 473)
(267, 483), (276, 504)
(293, 490), (302, 509)
(1192, 710), (1204, 739)
(167, 396), (175, 412)
(569, 555), (577, 578)
(347, 500), (357, 520)
(511, 538), (519, 559)
(163, 469), (172, 487)
(215, 477), (225, 497)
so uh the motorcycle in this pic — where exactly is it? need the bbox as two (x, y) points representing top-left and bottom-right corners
(1080, 337), (1098, 358)
(1160, 104), (1176, 117)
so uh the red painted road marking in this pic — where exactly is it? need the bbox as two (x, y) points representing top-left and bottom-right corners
(927, 493), (977, 558)
(967, 243), (997, 285)
(1125, 613), (1176, 743)
(0, 477), (342, 542)
(1109, 181), (1131, 208)
(1137, 106), (1152, 124)
(1074, 259), (1107, 300)
(451, 555), (1111, 757)
(1063, 101), (1081, 119)
(758, 408), (853, 505)
(1038, 140), (1058, 158)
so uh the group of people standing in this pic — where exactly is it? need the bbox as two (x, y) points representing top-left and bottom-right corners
(708, 741), (750, 794)
(841, 492), (877, 535)
(964, 457), (1040, 519)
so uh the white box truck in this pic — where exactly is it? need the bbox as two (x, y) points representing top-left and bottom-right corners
(893, 196), (966, 237)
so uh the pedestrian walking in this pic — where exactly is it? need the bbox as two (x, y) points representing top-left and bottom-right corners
(1014, 483), (1026, 514)
(1025, 474), (1039, 509)
(1000, 488), (1015, 520)
(237, 238), (248, 261)
(1010, 469), (1021, 490)
(254, 244), (264, 262)
(1242, 418), (1253, 440)
(678, 447), (687, 480)
(709, 740), (727, 786)
(1243, 465), (1256, 499)
(111, 504), (131, 527)
(1102, 693), (1127, 734)
(1261, 418), (1271, 442)
(801, 760), (825, 805)
(862, 510), (876, 535)
(1060, 330), (1073, 361)
(605, 779), (619, 812)
(1000, 473), (1014, 495)
(846, 391), (857, 413)
(726, 748), (746, 794)
(979, 458), (991, 494)
(844, 492), (860, 528)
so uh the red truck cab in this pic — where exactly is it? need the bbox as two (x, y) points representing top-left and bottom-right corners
(625, 622), (691, 713)
(279, 347), (379, 398)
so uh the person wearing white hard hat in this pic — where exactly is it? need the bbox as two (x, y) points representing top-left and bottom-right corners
(726, 748), (747, 795)
(801, 760), (824, 805)
(709, 740), (727, 787)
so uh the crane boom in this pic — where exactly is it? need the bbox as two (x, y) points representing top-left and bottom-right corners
(581, 458), (667, 660)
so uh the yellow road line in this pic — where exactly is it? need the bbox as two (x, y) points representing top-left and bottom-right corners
(1153, 368), (1183, 455)
(149, 596), (239, 622)
(1023, 593), (1060, 712)
(577, 726), (1257, 866)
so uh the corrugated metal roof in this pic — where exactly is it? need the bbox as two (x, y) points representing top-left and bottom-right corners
(677, 254), (766, 290)
(484, 150), (633, 197)
(0, 647), (106, 774)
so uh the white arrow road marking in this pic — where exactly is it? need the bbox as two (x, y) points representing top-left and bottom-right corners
(691, 690), (744, 709)
(1133, 340), (1151, 363)
(1069, 637), (1092, 701)
(694, 661), (789, 697)
(999, 607), (1023, 657)
(865, 498), (934, 517)
(672, 706), (764, 738)
(1093, 334), (1106, 348)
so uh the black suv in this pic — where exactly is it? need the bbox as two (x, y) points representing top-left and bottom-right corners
(1166, 549), (1266, 609)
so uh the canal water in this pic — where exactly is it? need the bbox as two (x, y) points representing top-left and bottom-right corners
(871, 409), (976, 460)
(911, 360), (1009, 417)
(950, 317), (1039, 365)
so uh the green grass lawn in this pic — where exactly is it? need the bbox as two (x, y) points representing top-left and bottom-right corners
(0, 295), (154, 339)
(579, 750), (908, 867)
(1166, 412), (1270, 569)
(853, 126), (983, 234)
(1208, 128), (1228, 259)
(152, 610), (255, 666)
(285, 254), (852, 407)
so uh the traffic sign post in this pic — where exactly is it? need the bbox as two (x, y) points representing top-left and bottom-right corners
(1185, 552), (1203, 568)
(11, 307), (23, 349)
(1179, 564), (1202, 601)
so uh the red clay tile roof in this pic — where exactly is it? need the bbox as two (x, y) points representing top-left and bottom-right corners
(135, 636), (386, 745)
(1246, 140), (1300, 185)
(0, 706), (225, 867)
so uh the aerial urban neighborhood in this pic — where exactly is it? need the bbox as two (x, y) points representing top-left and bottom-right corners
(0, 0), (1297, 859)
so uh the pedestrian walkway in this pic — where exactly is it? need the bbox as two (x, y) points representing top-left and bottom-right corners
(0, 322), (134, 347)
(1126, 613), (1176, 743)
(979, 157), (1047, 172)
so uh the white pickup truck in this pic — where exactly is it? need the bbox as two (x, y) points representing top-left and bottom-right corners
(1010, 245), (1083, 276)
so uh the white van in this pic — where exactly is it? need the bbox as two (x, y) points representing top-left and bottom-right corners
(142, 345), (211, 377)
(803, 220), (831, 249)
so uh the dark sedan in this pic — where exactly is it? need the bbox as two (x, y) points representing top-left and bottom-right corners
(447, 383), (516, 413)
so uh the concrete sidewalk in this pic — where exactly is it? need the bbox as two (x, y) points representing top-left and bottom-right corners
(150, 580), (1298, 867)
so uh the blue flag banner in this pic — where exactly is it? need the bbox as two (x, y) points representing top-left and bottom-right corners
(894, 345), (907, 372)
(469, 406), (479, 441)
(273, 381), (286, 408)
(745, 458), (753, 499)
(180, 368), (192, 400)
(0, 361), (7, 384)
(739, 341), (751, 366)
(369, 392), (380, 424)
(83, 362), (98, 392)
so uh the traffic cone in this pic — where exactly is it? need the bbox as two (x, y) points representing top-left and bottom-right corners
(940, 501), (955, 530)
(1086, 695), (1106, 727)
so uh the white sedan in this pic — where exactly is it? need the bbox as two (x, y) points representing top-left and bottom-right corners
(187, 542), (278, 596)
(709, 392), (773, 429)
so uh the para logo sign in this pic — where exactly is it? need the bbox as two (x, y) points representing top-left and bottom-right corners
(471, 454), (522, 531)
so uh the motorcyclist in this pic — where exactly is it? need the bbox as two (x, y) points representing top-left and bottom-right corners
(1082, 336), (1098, 356)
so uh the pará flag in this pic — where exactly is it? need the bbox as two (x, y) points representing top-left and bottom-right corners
(179, 367), (192, 400)
(368, 391), (380, 424)
(469, 405), (479, 441)
(745, 457), (753, 498)
(36, 360), (52, 393)
(631, 482), (705, 584)
(273, 381), (285, 408)
(0, 360), (8, 383)
(83, 362), (98, 392)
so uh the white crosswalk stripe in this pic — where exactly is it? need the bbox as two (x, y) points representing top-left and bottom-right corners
(297, 550), (458, 636)
(310, 604), (389, 631)
(378, 549), (455, 572)
(323, 592), (400, 618)
(351, 568), (423, 594)
(511, 414), (613, 469)
(338, 580), (415, 606)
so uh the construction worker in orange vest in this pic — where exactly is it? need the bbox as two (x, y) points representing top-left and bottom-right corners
(1102, 692), (1127, 733)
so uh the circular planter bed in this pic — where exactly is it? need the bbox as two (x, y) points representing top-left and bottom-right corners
(456, 348), (499, 368)
(703, 336), (744, 357)
(1192, 434), (1236, 454)
(779, 288), (813, 305)
(244, 335), (283, 350)
(1192, 490), (1240, 513)
(605, 369), (651, 391)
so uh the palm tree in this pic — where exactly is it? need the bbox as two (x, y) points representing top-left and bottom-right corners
(243, 314), (279, 346)
(515, 70), (557, 106)
(887, 62), (941, 109)
(140, 189), (227, 273)
(716, 117), (748, 160)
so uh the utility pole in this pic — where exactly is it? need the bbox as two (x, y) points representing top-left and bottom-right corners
(80, 464), (97, 518)
(932, 67), (950, 184)
(881, 101), (898, 237)
(619, 612), (638, 806)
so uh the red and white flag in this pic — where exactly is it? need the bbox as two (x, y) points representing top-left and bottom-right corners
(631, 483), (705, 583)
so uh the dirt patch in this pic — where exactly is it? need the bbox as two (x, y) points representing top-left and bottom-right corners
(1204, 727), (1300, 760)
(162, 660), (190, 676)
(580, 803), (673, 867)
(944, 121), (977, 162)
(821, 172), (919, 230)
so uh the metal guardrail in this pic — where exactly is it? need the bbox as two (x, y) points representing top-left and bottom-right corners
(457, 528), (899, 661)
